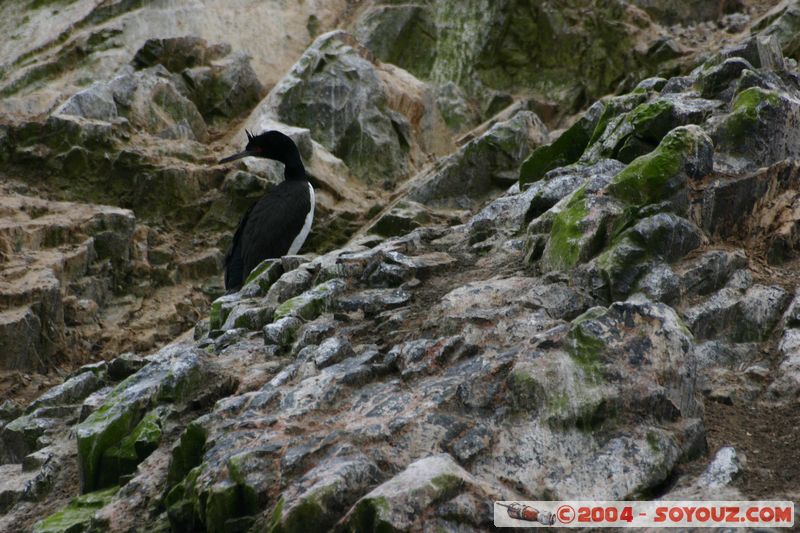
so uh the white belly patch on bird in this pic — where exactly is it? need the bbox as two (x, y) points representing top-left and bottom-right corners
(288, 182), (314, 255)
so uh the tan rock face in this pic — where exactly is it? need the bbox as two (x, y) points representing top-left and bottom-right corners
(0, 0), (348, 117)
(3, 1), (800, 531)
(0, 194), (134, 371)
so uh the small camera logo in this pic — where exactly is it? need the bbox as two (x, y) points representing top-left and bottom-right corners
(496, 502), (556, 525)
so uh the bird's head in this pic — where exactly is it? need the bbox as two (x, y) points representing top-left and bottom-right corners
(219, 130), (299, 164)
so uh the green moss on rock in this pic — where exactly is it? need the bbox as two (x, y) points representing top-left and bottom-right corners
(542, 187), (588, 270)
(587, 93), (649, 148)
(76, 350), (207, 492)
(628, 99), (675, 143)
(508, 368), (543, 412)
(243, 258), (283, 289)
(167, 421), (208, 487)
(607, 127), (702, 206)
(99, 407), (164, 487)
(595, 235), (650, 299)
(273, 279), (345, 321)
(430, 474), (463, 497)
(165, 466), (202, 531)
(266, 497), (286, 532)
(269, 491), (333, 533)
(735, 86), (780, 115)
(33, 486), (119, 533)
(567, 307), (607, 382)
(205, 480), (241, 533)
(347, 497), (395, 533)
(208, 294), (239, 330)
(716, 87), (781, 147)
(646, 431), (660, 452)
(510, 354), (613, 431)
(232, 306), (274, 330)
(519, 105), (603, 186)
(208, 301), (223, 330)
(76, 391), (145, 492)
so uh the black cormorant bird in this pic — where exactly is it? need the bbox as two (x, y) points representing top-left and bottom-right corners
(219, 130), (314, 292)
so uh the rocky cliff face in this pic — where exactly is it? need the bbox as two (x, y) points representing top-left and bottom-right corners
(1, 0), (799, 532)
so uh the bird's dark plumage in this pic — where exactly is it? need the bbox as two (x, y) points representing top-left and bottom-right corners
(219, 130), (314, 292)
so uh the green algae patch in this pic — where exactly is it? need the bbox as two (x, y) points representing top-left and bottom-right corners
(167, 421), (208, 487)
(508, 367), (543, 412)
(243, 258), (283, 291)
(587, 93), (649, 147)
(269, 491), (335, 533)
(519, 134), (581, 187)
(607, 126), (701, 206)
(733, 87), (780, 117)
(646, 431), (660, 453)
(76, 349), (208, 492)
(629, 99), (675, 143)
(716, 87), (781, 147)
(607, 204), (644, 244)
(165, 466), (202, 530)
(76, 392), (146, 492)
(567, 308), (608, 382)
(510, 352), (614, 432)
(267, 496), (286, 533)
(606, 254), (649, 300)
(233, 306), (274, 330)
(208, 294), (240, 330)
(430, 474), (463, 497)
(166, 428), (265, 532)
(33, 486), (119, 533)
(547, 385), (614, 433)
(209, 300), (223, 330)
(205, 480), (243, 533)
(273, 279), (345, 321)
(347, 496), (394, 533)
(519, 105), (603, 186)
(98, 407), (165, 487)
(542, 187), (588, 270)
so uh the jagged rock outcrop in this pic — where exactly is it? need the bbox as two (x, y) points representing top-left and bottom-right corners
(2, 1), (800, 532)
(350, 0), (763, 129)
(251, 30), (442, 186)
(0, 195), (135, 371)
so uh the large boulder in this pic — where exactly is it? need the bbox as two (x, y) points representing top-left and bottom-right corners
(75, 344), (228, 492)
(711, 86), (800, 171)
(258, 31), (412, 185)
(406, 110), (548, 209)
(131, 37), (266, 123)
(58, 65), (208, 141)
(427, 0), (671, 111)
(353, 4), (437, 79)
(340, 454), (494, 532)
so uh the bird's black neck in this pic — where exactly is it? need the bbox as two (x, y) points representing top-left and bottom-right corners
(282, 151), (306, 181)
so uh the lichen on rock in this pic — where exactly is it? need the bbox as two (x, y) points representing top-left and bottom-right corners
(75, 345), (219, 492)
(33, 486), (119, 533)
(4, 2), (800, 531)
(607, 125), (713, 206)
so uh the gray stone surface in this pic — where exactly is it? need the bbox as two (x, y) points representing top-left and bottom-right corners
(684, 284), (790, 342)
(5, 5), (800, 532)
(260, 30), (411, 184)
(407, 110), (548, 209)
(701, 446), (742, 488)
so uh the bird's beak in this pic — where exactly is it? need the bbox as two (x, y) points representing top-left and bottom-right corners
(218, 150), (255, 164)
